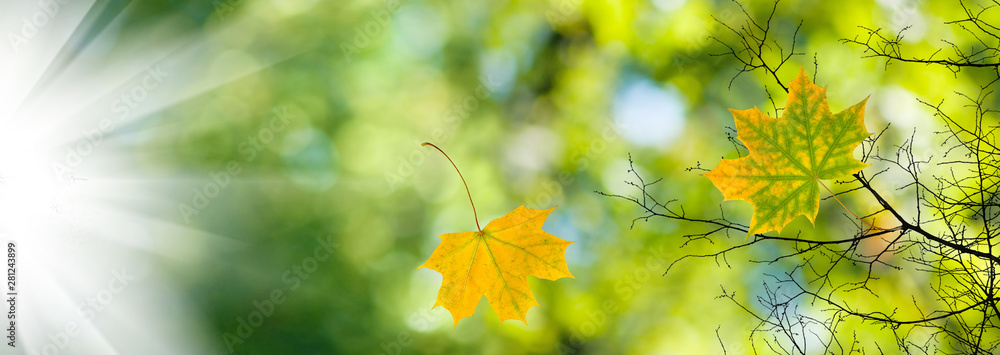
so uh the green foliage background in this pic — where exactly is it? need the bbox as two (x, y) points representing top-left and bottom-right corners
(128, 0), (996, 353)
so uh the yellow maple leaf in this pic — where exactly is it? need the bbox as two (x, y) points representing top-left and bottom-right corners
(419, 205), (574, 326)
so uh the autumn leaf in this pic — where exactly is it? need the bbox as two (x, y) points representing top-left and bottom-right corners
(418, 142), (573, 326)
(703, 68), (871, 236)
(420, 205), (574, 326)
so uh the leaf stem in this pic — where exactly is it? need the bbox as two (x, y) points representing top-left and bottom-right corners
(422, 142), (482, 232)
(816, 178), (898, 232)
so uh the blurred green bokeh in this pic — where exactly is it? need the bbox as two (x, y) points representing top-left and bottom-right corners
(124, 0), (998, 353)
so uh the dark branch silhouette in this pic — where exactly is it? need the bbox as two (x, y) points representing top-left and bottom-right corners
(602, 1), (1000, 353)
(710, 0), (804, 93)
(842, 0), (1000, 78)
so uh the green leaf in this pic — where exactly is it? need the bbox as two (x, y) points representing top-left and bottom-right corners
(703, 68), (871, 236)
